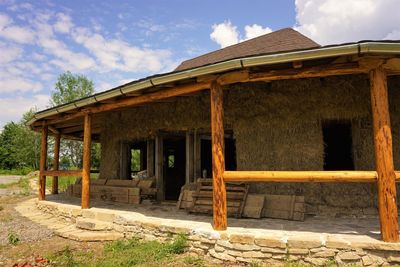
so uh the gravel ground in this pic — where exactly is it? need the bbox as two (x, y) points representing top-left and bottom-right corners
(0, 195), (54, 246)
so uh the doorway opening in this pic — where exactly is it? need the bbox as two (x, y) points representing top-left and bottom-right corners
(322, 120), (354, 170)
(163, 136), (186, 200)
(200, 137), (237, 178)
(130, 141), (147, 177)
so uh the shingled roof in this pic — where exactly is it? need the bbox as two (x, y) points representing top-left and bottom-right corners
(175, 28), (320, 71)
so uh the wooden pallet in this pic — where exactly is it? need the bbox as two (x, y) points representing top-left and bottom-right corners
(188, 179), (249, 218)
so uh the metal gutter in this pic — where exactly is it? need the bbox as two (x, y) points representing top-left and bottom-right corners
(29, 42), (400, 127)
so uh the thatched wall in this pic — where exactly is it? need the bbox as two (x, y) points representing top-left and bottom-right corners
(99, 74), (400, 217)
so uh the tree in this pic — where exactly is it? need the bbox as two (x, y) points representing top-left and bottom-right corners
(50, 71), (94, 106)
(0, 108), (41, 170)
(50, 72), (99, 168)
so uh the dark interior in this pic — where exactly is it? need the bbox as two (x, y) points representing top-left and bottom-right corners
(201, 137), (237, 178)
(323, 121), (354, 170)
(163, 137), (186, 200)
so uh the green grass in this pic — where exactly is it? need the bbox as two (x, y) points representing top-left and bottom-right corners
(183, 255), (205, 267)
(0, 176), (31, 195)
(46, 173), (99, 192)
(7, 231), (20, 245)
(48, 234), (188, 267)
(0, 168), (32, 175)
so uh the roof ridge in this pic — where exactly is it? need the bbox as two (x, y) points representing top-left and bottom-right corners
(175, 27), (320, 71)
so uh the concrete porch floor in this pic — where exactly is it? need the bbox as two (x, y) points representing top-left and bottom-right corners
(27, 193), (400, 266)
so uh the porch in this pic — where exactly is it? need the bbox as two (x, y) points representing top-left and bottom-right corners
(16, 194), (400, 266)
(29, 42), (400, 243)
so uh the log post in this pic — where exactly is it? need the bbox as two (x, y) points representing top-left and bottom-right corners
(39, 122), (48, 200)
(52, 134), (61, 194)
(210, 81), (227, 230)
(81, 113), (92, 209)
(370, 66), (399, 242)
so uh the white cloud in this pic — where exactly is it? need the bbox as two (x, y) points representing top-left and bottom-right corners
(210, 21), (239, 48)
(294, 0), (400, 45)
(0, 13), (35, 44)
(0, 78), (43, 93)
(72, 27), (172, 73)
(0, 94), (49, 128)
(0, 42), (22, 63)
(54, 13), (73, 33)
(244, 24), (272, 40)
(210, 21), (273, 48)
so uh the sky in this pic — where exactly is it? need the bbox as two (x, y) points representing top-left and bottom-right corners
(1, 0), (400, 128)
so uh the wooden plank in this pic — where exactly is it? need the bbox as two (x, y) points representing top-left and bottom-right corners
(39, 122), (48, 201)
(51, 134), (61, 194)
(106, 179), (138, 187)
(263, 194), (305, 221)
(43, 170), (82, 177)
(81, 113), (92, 209)
(370, 66), (399, 242)
(223, 170), (379, 182)
(242, 194), (265, 219)
(210, 81), (227, 230)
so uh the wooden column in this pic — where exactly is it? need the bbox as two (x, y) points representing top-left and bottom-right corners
(186, 131), (194, 184)
(155, 135), (164, 201)
(370, 66), (399, 242)
(147, 140), (155, 177)
(39, 122), (48, 201)
(51, 134), (61, 194)
(210, 81), (227, 230)
(81, 113), (92, 209)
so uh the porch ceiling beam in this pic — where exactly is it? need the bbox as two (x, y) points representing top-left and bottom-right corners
(216, 62), (366, 85)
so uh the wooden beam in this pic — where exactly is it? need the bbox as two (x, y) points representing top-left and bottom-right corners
(43, 170), (82, 177)
(249, 62), (366, 82)
(39, 122), (48, 201)
(210, 81), (227, 230)
(223, 171), (378, 182)
(370, 66), (399, 242)
(51, 134), (61, 194)
(47, 81), (211, 125)
(81, 113), (92, 209)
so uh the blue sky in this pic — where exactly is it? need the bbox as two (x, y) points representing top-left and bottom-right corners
(0, 0), (399, 127)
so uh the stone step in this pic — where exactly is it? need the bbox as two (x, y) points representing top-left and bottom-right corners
(55, 225), (123, 241)
(76, 217), (114, 231)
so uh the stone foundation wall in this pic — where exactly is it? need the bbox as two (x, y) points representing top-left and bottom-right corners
(37, 200), (400, 266)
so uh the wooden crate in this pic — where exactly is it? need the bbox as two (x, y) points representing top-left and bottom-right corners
(188, 179), (249, 218)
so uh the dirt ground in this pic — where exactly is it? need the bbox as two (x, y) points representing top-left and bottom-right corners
(0, 178), (243, 267)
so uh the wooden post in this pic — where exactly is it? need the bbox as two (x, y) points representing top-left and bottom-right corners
(52, 134), (61, 194)
(186, 131), (194, 184)
(155, 135), (164, 201)
(147, 140), (155, 177)
(370, 66), (399, 242)
(81, 113), (92, 209)
(39, 122), (48, 201)
(210, 81), (227, 230)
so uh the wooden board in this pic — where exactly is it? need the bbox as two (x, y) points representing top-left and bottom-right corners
(242, 194), (265, 219)
(262, 194), (305, 221)
(106, 179), (138, 187)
